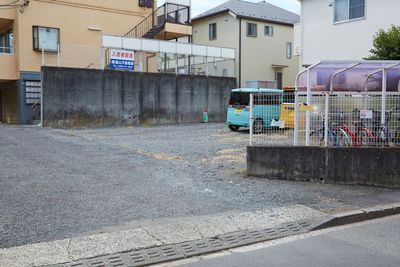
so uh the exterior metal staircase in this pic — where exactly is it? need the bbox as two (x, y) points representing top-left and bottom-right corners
(142, 25), (164, 39)
(125, 2), (191, 40)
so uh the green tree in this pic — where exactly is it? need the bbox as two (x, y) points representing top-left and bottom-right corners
(366, 25), (400, 60)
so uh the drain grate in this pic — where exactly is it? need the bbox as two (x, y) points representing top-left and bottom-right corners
(51, 220), (313, 267)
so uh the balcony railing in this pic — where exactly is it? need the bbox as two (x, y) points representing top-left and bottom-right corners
(125, 3), (191, 39)
(0, 46), (14, 54)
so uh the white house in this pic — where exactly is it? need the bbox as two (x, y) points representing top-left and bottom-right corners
(297, 0), (400, 67)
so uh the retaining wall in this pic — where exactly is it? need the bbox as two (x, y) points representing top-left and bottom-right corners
(247, 146), (400, 188)
(42, 67), (236, 128)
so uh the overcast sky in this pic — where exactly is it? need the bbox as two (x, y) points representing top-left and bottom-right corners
(158, 0), (301, 16)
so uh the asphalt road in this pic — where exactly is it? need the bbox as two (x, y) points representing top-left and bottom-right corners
(178, 215), (400, 267)
(1, 123), (400, 249)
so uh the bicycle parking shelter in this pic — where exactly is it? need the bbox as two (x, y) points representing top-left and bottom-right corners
(247, 60), (400, 188)
(294, 60), (400, 147)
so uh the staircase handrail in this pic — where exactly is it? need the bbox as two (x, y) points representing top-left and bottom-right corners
(124, 3), (190, 39)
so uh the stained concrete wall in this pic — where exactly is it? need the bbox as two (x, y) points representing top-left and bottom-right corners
(42, 67), (236, 128)
(247, 146), (400, 188)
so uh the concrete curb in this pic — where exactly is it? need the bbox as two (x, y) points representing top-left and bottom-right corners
(1, 203), (399, 267)
(312, 202), (400, 231)
(0, 205), (324, 267)
(50, 204), (400, 267)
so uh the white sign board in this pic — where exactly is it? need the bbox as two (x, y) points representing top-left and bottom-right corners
(109, 49), (135, 71)
(360, 110), (373, 119)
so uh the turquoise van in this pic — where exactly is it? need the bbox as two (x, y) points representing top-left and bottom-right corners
(227, 88), (283, 133)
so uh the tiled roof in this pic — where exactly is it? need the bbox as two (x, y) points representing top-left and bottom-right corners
(193, 0), (300, 25)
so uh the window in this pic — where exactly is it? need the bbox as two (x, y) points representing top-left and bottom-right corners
(33, 26), (60, 52)
(222, 69), (228, 77)
(209, 23), (217, 40)
(283, 92), (295, 104)
(229, 92), (250, 106)
(286, 42), (292, 59)
(247, 23), (257, 37)
(334, 0), (365, 23)
(275, 72), (283, 89)
(139, 0), (153, 8)
(229, 92), (283, 107)
(0, 30), (13, 53)
(264, 25), (274, 36)
(254, 94), (282, 105)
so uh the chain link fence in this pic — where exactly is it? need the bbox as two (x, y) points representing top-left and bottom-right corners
(297, 92), (400, 147)
(247, 91), (295, 146)
(249, 61), (400, 148)
(249, 91), (400, 148)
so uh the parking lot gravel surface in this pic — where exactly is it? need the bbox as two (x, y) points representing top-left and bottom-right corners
(1, 123), (399, 249)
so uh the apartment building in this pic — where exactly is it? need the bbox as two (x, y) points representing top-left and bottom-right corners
(297, 0), (400, 67)
(192, 0), (299, 88)
(0, 0), (192, 124)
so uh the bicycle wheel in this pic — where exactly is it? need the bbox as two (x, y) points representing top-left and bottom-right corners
(337, 129), (352, 147)
(359, 130), (374, 147)
(395, 130), (400, 146)
(377, 127), (390, 147)
(310, 129), (324, 146)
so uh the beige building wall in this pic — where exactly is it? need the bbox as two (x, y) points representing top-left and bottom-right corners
(0, 1), (16, 20)
(240, 19), (299, 88)
(193, 13), (299, 88)
(0, 1), (17, 78)
(15, 0), (156, 73)
(0, 0), (157, 124)
(193, 13), (239, 79)
(0, 54), (17, 80)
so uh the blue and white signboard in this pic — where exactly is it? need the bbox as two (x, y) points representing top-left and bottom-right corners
(109, 49), (135, 71)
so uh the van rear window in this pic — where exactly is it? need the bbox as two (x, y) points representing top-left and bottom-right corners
(229, 92), (283, 106)
(229, 92), (250, 106)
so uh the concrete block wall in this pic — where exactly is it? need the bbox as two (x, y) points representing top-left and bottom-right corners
(247, 146), (400, 188)
(42, 67), (236, 128)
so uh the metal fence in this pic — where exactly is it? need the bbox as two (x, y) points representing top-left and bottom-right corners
(297, 92), (400, 147)
(41, 44), (235, 78)
(0, 46), (13, 54)
(125, 3), (190, 39)
(249, 91), (400, 148)
(249, 92), (295, 146)
(158, 54), (235, 77)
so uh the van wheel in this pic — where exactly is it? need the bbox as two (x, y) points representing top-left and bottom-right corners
(253, 119), (264, 134)
(229, 125), (240, 131)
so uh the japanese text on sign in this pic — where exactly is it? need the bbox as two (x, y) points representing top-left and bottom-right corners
(109, 49), (135, 71)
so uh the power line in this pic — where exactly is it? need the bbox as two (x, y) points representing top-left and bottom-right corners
(0, 0), (19, 7)
(31, 0), (145, 17)
(0, 0), (29, 12)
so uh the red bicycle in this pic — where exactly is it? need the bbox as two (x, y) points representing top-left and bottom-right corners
(339, 109), (376, 147)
